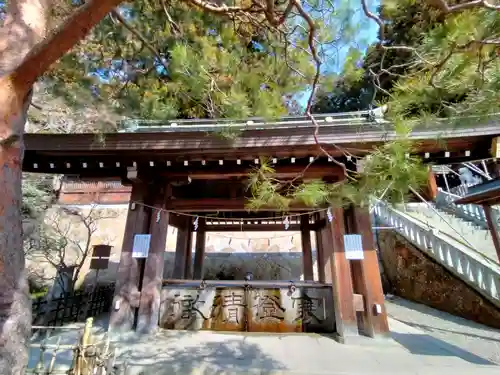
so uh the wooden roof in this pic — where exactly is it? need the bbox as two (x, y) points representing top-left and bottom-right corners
(23, 112), (500, 175)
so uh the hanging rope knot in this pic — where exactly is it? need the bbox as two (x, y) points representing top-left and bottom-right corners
(327, 208), (333, 222)
(283, 216), (290, 230)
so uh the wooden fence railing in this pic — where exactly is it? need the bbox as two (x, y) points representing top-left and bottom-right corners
(32, 284), (115, 327)
(28, 318), (117, 374)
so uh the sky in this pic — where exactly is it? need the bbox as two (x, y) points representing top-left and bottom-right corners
(297, 0), (380, 109)
(0, 0), (381, 115)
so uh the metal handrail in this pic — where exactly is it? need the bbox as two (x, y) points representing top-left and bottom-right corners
(374, 204), (500, 307)
(387, 203), (499, 267)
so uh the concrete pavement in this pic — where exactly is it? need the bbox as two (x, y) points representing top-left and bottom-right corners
(385, 296), (500, 365)
(111, 317), (499, 375)
(28, 304), (500, 375)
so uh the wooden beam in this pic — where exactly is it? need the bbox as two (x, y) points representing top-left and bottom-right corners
(192, 219), (206, 280)
(491, 136), (500, 158)
(483, 205), (500, 262)
(126, 166), (142, 184)
(321, 208), (359, 341)
(168, 214), (186, 229)
(300, 215), (314, 281)
(163, 164), (344, 181)
(204, 224), (301, 232)
(24, 124), (497, 158)
(348, 207), (390, 338)
(184, 225), (194, 279)
(422, 169), (438, 201)
(110, 183), (150, 332)
(172, 216), (192, 279)
(165, 198), (316, 211)
(315, 227), (325, 283)
(136, 185), (171, 333)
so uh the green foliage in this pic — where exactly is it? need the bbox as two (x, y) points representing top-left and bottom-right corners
(301, 2), (500, 211)
(247, 134), (429, 211)
(313, 1), (500, 121)
(352, 137), (429, 205)
(46, 0), (322, 121)
(342, 48), (365, 85)
(387, 6), (500, 122)
(43, 1), (498, 212)
(22, 174), (54, 221)
(212, 125), (243, 142)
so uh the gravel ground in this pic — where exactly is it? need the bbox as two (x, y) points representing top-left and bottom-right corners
(385, 296), (500, 365)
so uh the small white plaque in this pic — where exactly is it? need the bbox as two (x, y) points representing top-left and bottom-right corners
(344, 234), (364, 260)
(132, 234), (151, 258)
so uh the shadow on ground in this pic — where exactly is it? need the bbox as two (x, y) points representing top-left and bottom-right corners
(388, 297), (500, 333)
(112, 330), (288, 375)
(387, 297), (500, 365)
(396, 319), (500, 344)
(390, 331), (494, 365)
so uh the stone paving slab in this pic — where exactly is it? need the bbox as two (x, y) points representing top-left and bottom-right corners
(111, 320), (499, 375)
(385, 296), (500, 365)
(28, 305), (500, 374)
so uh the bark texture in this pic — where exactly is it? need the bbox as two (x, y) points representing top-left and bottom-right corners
(0, 77), (33, 375)
(1, 2), (50, 372)
(0, 1), (126, 372)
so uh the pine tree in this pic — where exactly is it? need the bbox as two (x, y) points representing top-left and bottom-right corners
(253, 0), (500, 209)
(46, 1), (317, 120)
(2, 2), (500, 372)
(312, 0), (488, 117)
(0, 1), (341, 371)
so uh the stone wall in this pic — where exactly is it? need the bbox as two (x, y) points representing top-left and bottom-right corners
(26, 206), (126, 289)
(29, 205), (317, 289)
(377, 230), (500, 329)
(162, 252), (312, 280)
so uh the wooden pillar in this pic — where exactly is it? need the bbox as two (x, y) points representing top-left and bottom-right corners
(192, 218), (206, 279)
(483, 205), (500, 262)
(184, 221), (194, 279)
(320, 208), (358, 341)
(348, 206), (390, 338)
(300, 215), (314, 281)
(172, 216), (191, 279)
(315, 214), (325, 283)
(494, 163), (500, 179)
(109, 183), (150, 332)
(136, 185), (171, 333)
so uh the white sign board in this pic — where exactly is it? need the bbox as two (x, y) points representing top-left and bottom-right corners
(132, 234), (151, 258)
(344, 234), (364, 260)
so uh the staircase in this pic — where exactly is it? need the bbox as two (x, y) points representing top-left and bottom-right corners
(373, 199), (500, 309)
(404, 200), (497, 261)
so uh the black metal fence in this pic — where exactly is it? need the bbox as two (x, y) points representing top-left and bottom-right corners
(32, 284), (115, 326)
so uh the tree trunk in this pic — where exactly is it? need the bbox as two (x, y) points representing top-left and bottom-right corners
(0, 77), (33, 374)
(1, 1), (127, 372)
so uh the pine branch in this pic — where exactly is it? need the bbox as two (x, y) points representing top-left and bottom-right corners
(11, 0), (124, 88)
(160, 0), (182, 36)
(110, 10), (170, 74)
(429, 0), (500, 13)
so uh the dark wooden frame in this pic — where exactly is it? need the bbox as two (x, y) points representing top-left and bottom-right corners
(27, 119), (500, 340)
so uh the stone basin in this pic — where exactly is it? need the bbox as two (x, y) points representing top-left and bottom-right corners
(159, 280), (336, 334)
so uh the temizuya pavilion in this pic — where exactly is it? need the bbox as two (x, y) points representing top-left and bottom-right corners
(23, 111), (500, 342)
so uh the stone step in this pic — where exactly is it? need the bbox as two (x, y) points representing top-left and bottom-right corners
(402, 203), (498, 263)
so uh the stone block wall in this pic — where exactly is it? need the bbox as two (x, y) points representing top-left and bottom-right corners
(29, 205), (318, 290)
(162, 252), (313, 280)
(377, 230), (500, 329)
